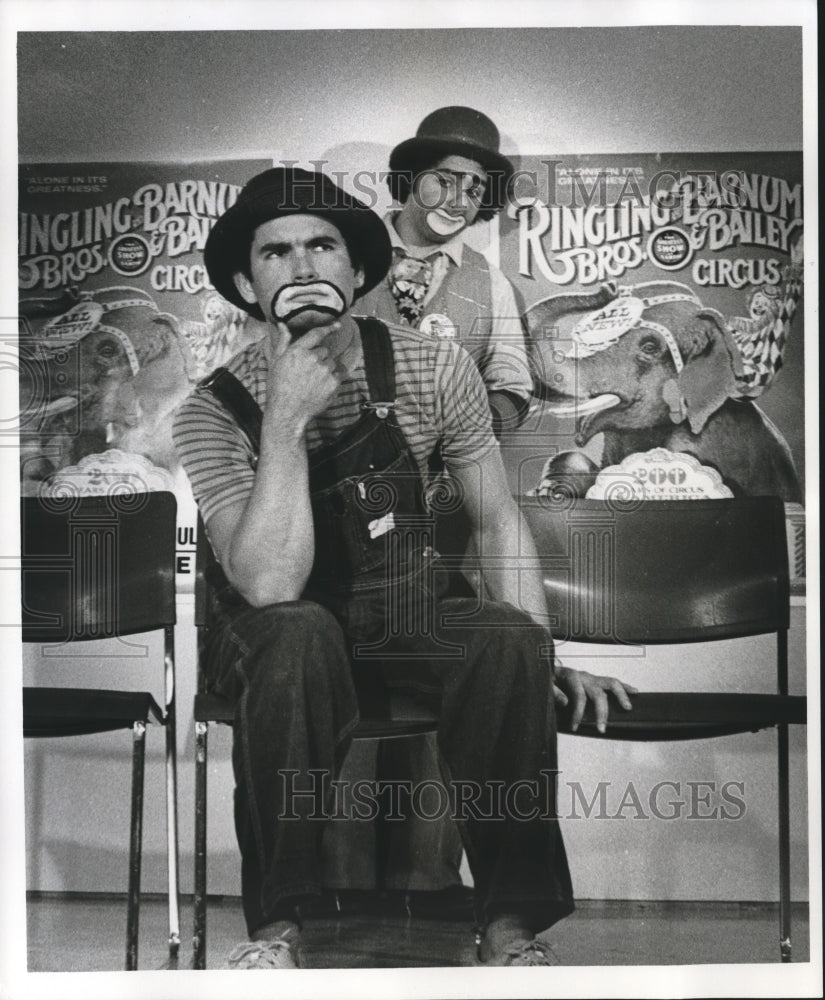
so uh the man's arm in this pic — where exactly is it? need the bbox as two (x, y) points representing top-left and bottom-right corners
(484, 266), (534, 433)
(448, 448), (548, 627)
(449, 448), (635, 731)
(204, 324), (342, 607)
(205, 425), (314, 607)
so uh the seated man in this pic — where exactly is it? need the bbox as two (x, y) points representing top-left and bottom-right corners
(173, 166), (634, 969)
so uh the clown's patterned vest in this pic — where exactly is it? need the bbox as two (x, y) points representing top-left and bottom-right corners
(357, 245), (494, 368)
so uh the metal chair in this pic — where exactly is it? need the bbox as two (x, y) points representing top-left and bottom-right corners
(192, 496), (806, 966)
(192, 519), (438, 969)
(21, 491), (180, 970)
(518, 495), (806, 962)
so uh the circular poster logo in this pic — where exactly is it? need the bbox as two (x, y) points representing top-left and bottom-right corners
(109, 233), (152, 276)
(648, 227), (692, 270)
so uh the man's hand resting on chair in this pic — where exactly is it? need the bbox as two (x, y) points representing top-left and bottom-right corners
(553, 666), (638, 734)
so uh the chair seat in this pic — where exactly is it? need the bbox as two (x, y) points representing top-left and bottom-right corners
(352, 717), (439, 740)
(23, 687), (164, 738)
(194, 691), (235, 724)
(197, 688), (806, 741)
(195, 689), (439, 738)
(559, 691), (807, 741)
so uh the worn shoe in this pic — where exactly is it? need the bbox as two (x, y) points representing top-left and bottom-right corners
(227, 937), (299, 969)
(476, 932), (560, 967)
(498, 938), (560, 966)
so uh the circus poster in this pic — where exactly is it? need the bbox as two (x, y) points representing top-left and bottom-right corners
(497, 152), (805, 526)
(17, 159), (270, 586)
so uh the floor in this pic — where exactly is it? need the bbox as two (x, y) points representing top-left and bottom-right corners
(26, 892), (810, 971)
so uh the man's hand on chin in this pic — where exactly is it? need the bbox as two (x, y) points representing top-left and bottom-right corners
(263, 322), (343, 435)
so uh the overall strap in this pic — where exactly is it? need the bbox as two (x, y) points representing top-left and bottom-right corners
(198, 318), (396, 455)
(356, 316), (397, 405)
(197, 367), (263, 456)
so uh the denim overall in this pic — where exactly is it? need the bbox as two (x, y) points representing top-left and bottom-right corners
(302, 319), (443, 638)
(203, 318), (574, 936)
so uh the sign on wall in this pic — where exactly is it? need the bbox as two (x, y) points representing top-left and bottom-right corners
(16, 155), (807, 586)
(17, 160), (270, 583)
(499, 153), (804, 506)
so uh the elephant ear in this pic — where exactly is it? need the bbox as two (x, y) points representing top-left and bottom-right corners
(677, 309), (746, 434)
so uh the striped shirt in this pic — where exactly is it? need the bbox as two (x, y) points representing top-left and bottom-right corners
(172, 320), (497, 523)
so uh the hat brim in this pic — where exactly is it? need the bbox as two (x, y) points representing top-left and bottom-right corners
(205, 190), (392, 322)
(389, 136), (514, 183)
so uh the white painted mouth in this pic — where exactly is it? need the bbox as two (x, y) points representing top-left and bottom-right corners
(426, 210), (466, 237)
(273, 282), (345, 320)
(539, 393), (621, 417)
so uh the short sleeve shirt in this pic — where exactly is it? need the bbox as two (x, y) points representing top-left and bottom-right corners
(172, 320), (497, 523)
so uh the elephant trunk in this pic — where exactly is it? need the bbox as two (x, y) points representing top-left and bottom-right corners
(525, 283), (617, 342)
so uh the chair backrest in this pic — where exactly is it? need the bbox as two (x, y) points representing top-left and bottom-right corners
(517, 496), (790, 645)
(21, 492), (177, 643)
(194, 515), (211, 633)
(195, 516), (231, 695)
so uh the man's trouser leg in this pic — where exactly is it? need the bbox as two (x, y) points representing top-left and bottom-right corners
(206, 599), (360, 935)
(377, 734), (465, 890)
(373, 596), (575, 933)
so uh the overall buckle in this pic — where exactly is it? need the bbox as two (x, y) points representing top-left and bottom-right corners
(361, 401), (396, 419)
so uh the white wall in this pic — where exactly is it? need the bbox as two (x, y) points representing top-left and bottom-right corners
(16, 27), (803, 163)
(16, 22), (811, 902)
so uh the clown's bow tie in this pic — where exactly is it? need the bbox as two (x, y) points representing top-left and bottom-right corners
(388, 250), (438, 324)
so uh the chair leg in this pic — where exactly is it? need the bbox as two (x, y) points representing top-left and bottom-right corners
(126, 720), (147, 971)
(193, 721), (208, 970)
(778, 721), (792, 962)
(165, 700), (181, 961)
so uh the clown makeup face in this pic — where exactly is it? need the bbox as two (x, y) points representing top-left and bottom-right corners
(747, 286), (780, 321)
(233, 215), (364, 337)
(401, 155), (488, 245)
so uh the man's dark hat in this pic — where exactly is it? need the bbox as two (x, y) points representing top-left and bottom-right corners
(204, 167), (392, 320)
(389, 106), (514, 181)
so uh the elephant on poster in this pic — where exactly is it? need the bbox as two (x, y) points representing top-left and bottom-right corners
(18, 286), (197, 490)
(526, 279), (802, 502)
(18, 285), (264, 496)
